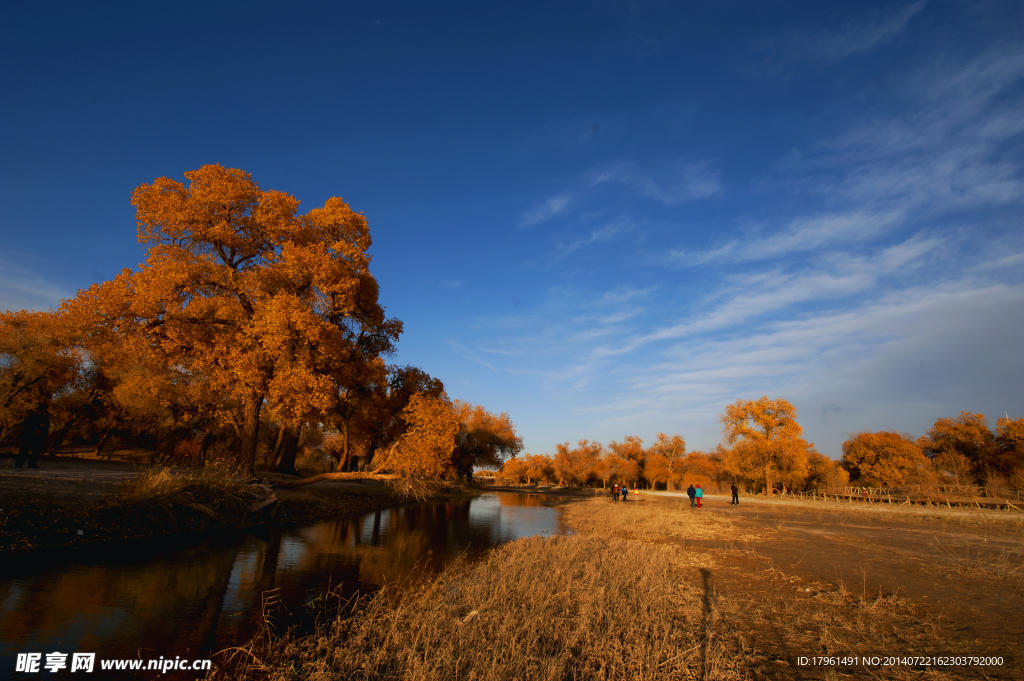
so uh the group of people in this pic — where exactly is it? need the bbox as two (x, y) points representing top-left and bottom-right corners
(685, 483), (741, 508)
(610, 484), (635, 501)
(608, 482), (741, 507)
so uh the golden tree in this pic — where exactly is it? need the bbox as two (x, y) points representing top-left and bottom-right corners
(680, 450), (721, 491)
(553, 439), (602, 486)
(65, 165), (401, 473)
(373, 392), (459, 478)
(991, 416), (1024, 480)
(841, 431), (927, 488)
(0, 310), (83, 440)
(349, 365), (445, 471)
(644, 432), (686, 490)
(606, 435), (645, 486)
(498, 456), (530, 484)
(522, 453), (555, 484)
(922, 412), (994, 487)
(803, 450), (850, 492)
(721, 396), (810, 494)
(450, 400), (524, 479)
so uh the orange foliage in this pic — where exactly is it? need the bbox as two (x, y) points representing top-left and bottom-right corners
(841, 431), (927, 488)
(992, 416), (1024, 480)
(922, 411), (994, 486)
(62, 165), (400, 472)
(721, 396), (810, 494)
(374, 393), (459, 478)
(803, 450), (850, 493)
(606, 435), (644, 485)
(644, 432), (686, 490)
(451, 400), (523, 478)
(0, 310), (83, 437)
(553, 439), (603, 486)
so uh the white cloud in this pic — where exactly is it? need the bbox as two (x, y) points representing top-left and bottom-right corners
(558, 219), (633, 255)
(590, 281), (1024, 454)
(773, 1), (926, 66)
(670, 210), (903, 266)
(589, 162), (722, 204)
(446, 339), (498, 373)
(520, 192), (572, 227)
(0, 259), (67, 313)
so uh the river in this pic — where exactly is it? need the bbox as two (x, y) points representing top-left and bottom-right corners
(0, 491), (572, 679)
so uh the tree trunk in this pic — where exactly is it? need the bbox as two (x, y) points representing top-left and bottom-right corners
(47, 390), (101, 455)
(271, 425), (287, 465)
(199, 429), (213, 464)
(765, 462), (774, 496)
(93, 429), (113, 458)
(239, 393), (263, 475)
(273, 423), (301, 475)
(336, 421), (351, 472)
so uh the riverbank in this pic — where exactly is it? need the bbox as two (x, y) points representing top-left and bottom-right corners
(215, 492), (1024, 680)
(0, 454), (479, 555)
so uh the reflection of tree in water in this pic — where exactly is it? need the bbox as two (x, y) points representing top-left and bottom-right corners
(496, 492), (556, 508)
(0, 493), (564, 668)
(0, 541), (242, 662)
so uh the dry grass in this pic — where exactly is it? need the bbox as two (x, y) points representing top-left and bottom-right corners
(930, 535), (1024, 586)
(114, 466), (252, 521)
(212, 494), (1022, 680)
(706, 492), (1024, 529)
(214, 534), (745, 681)
(564, 497), (767, 543)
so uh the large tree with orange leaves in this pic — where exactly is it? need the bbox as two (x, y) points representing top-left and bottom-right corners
(721, 396), (811, 494)
(921, 411), (996, 486)
(450, 400), (523, 479)
(841, 431), (927, 488)
(0, 310), (84, 441)
(645, 432), (686, 490)
(65, 165), (401, 473)
(373, 392), (460, 478)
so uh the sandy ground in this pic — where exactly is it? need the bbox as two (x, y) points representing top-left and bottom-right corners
(635, 491), (1024, 679)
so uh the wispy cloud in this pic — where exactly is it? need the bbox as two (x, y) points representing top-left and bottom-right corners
(792, 48), (1024, 216)
(0, 259), (67, 313)
(520, 192), (572, 227)
(765, 0), (926, 67)
(600, 280), (1024, 453)
(557, 219), (633, 256)
(589, 162), (722, 204)
(446, 339), (498, 372)
(669, 210), (903, 266)
(596, 231), (945, 358)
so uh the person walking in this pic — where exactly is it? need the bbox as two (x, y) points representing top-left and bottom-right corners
(686, 484), (696, 508)
(612, 484), (619, 501)
(621, 486), (628, 502)
(15, 406), (49, 469)
(695, 485), (703, 509)
(731, 483), (739, 505)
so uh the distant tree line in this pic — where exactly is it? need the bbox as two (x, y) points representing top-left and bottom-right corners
(496, 398), (1024, 496)
(0, 165), (522, 478)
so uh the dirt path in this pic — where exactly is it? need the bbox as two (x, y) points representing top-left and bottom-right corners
(640, 492), (1024, 679)
(0, 454), (147, 503)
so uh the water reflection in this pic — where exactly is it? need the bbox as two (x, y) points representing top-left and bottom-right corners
(0, 493), (569, 678)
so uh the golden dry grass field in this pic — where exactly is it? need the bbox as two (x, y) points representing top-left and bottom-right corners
(214, 492), (1024, 681)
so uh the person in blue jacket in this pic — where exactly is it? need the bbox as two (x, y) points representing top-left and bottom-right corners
(686, 484), (696, 508)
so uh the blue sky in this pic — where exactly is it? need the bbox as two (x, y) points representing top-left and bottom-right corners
(2, 0), (1022, 458)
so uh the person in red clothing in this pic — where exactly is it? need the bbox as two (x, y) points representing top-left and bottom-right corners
(695, 485), (703, 509)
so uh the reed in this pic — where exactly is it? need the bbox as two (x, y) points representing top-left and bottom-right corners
(215, 533), (744, 681)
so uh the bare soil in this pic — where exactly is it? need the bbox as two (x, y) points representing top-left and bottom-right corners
(641, 491), (1024, 679)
